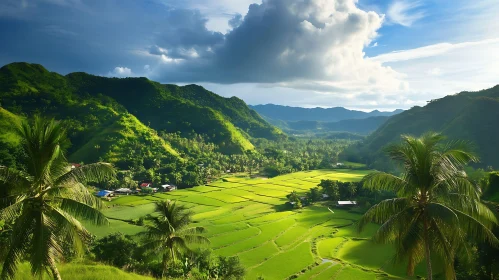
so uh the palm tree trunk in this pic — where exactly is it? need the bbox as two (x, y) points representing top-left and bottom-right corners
(50, 264), (62, 280)
(423, 217), (433, 280)
(161, 253), (168, 279)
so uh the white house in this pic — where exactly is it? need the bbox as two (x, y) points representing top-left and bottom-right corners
(161, 184), (177, 192)
(336, 201), (357, 207)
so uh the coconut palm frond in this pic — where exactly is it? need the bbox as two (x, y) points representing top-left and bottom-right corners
(55, 162), (116, 186)
(358, 132), (496, 280)
(1, 116), (114, 279)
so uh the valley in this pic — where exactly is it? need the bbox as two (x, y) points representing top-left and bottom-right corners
(84, 169), (429, 280)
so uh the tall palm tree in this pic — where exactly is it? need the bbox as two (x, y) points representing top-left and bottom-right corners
(0, 116), (115, 280)
(358, 132), (498, 280)
(140, 200), (209, 277)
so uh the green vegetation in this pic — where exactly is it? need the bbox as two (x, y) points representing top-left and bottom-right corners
(10, 263), (154, 280)
(0, 117), (115, 280)
(79, 169), (420, 279)
(2, 62), (499, 280)
(0, 63), (363, 189)
(343, 85), (499, 169)
(359, 132), (499, 280)
(140, 200), (209, 276)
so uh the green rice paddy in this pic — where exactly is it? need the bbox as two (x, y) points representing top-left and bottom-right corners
(90, 169), (421, 279)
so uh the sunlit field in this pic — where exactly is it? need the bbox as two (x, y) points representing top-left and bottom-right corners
(87, 169), (423, 279)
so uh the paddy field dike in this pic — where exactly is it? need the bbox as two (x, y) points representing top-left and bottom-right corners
(89, 169), (424, 280)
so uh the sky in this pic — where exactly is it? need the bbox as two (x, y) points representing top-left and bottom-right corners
(0, 0), (498, 111)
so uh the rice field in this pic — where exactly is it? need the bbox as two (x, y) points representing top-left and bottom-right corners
(89, 169), (422, 279)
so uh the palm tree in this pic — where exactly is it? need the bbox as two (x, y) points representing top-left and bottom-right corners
(358, 132), (498, 280)
(140, 200), (209, 277)
(0, 116), (115, 280)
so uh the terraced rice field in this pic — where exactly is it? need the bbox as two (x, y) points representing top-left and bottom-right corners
(91, 169), (422, 279)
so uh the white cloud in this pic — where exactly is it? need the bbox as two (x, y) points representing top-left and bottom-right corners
(427, 68), (442, 76)
(163, 0), (258, 33)
(108, 66), (133, 77)
(149, 0), (408, 97)
(202, 36), (499, 110)
(387, 0), (425, 27)
(373, 38), (499, 107)
(370, 38), (499, 63)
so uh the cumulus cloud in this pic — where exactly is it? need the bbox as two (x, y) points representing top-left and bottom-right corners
(370, 38), (499, 63)
(108, 66), (133, 77)
(427, 68), (442, 76)
(387, 0), (425, 27)
(147, 0), (407, 96)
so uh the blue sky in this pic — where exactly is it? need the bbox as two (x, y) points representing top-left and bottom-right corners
(0, 0), (498, 110)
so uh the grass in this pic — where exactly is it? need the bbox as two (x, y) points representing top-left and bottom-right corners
(83, 219), (144, 238)
(103, 203), (156, 220)
(336, 240), (396, 270)
(275, 225), (308, 247)
(313, 264), (342, 280)
(247, 242), (315, 280)
(295, 263), (333, 280)
(334, 266), (377, 280)
(11, 263), (154, 280)
(237, 242), (280, 267)
(75, 169), (422, 280)
(318, 237), (345, 259)
(209, 227), (261, 248)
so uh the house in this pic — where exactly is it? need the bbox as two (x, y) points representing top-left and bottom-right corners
(140, 182), (152, 188)
(322, 194), (329, 199)
(336, 201), (357, 207)
(115, 188), (132, 194)
(96, 190), (114, 198)
(70, 163), (81, 169)
(335, 163), (344, 167)
(160, 184), (177, 192)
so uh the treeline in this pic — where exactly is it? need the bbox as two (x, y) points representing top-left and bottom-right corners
(95, 134), (358, 190)
(286, 179), (391, 209)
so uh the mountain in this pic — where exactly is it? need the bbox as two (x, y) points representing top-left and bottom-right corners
(342, 85), (499, 169)
(250, 104), (403, 122)
(264, 115), (390, 135)
(0, 62), (285, 168)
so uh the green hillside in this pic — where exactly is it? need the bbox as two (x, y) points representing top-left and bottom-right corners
(164, 84), (285, 140)
(0, 62), (282, 167)
(342, 85), (499, 169)
(10, 263), (154, 280)
(0, 108), (23, 167)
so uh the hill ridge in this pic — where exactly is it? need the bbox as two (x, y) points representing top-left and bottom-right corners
(0, 62), (282, 169)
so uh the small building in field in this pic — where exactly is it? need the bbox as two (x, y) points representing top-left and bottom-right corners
(140, 182), (152, 188)
(96, 190), (114, 198)
(160, 184), (177, 192)
(115, 188), (133, 194)
(322, 194), (329, 199)
(336, 201), (357, 207)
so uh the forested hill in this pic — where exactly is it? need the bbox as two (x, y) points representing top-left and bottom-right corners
(0, 62), (284, 168)
(250, 104), (403, 122)
(342, 85), (499, 169)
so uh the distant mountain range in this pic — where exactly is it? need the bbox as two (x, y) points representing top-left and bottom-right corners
(263, 115), (391, 135)
(250, 104), (403, 122)
(251, 104), (402, 135)
(342, 85), (499, 169)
